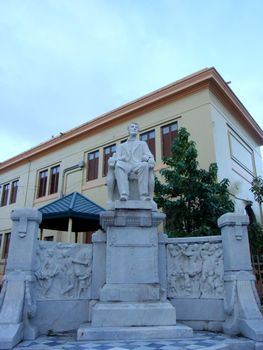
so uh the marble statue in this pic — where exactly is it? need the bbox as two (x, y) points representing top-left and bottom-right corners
(107, 122), (155, 204)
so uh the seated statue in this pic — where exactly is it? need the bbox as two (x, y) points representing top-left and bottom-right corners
(107, 122), (155, 205)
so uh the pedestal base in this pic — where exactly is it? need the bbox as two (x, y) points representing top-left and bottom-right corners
(77, 324), (193, 341)
(91, 301), (177, 327)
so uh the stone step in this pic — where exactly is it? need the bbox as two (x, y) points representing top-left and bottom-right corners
(77, 324), (193, 341)
(91, 301), (177, 327)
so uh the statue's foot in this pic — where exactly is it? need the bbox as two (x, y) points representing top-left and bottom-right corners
(140, 194), (151, 201)
(120, 194), (128, 201)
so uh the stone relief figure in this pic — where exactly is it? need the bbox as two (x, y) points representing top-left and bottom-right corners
(35, 248), (59, 297)
(107, 122), (155, 205)
(60, 250), (75, 297)
(72, 249), (93, 298)
(167, 241), (224, 299)
(35, 242), (92, 300)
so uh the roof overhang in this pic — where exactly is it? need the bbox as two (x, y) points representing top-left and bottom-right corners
(1, 67), (262, 172)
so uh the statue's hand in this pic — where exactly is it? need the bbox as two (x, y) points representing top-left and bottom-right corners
(142, 155), (151, 162)
(148, 159), (155, 168)
(117, 156), (126, 162)
(108, 157), (116, 168)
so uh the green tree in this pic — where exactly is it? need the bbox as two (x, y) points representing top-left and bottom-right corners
(248, 176), (263, 255)
(154, 127), (234, 237)
(251, 176), (263, 205)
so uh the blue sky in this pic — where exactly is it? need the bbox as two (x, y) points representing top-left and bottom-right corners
(0, 0), (263, 162)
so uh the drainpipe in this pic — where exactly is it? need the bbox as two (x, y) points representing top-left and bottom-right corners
(60, 160), (85, 197)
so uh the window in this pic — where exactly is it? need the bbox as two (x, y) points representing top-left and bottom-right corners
(87, 150), (99, 181)
(85, 231), (93, 244)
(1, 183), (10, 207)
(38, 170), (48, 198)
(49, 165), (60, 194)
(162, 122), (178, 157)
(9, 180), (18, 204)
(0, 234), (2, 258)
(3, 232), (11, 259)
(140, 130), (156, 158)
(103, 144), (116, 177)
(44, 236), (54, 241)
(0, 179), (19, 207)
(37, 165), (60, 198)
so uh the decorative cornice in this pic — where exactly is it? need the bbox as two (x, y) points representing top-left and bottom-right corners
(1, 67), (262, 172)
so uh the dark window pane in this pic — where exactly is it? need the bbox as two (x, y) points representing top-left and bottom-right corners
(3, 232), (11, 259)
(0, 234), (2, 257)
(1, 183), (10, 207)
(162, 122), (178, 157)
(85, 231), (93, 244)
(140, 130), (156, 158)
(38, 170), (48, 198)
(49, 165), (60, 194)
(87, 150), (99, 181)
(44, 236), (54, 241)
(9, 180), (18, 204)
(103, 144), (116, 177)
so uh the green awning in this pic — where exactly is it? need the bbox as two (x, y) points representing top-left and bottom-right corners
(38, 192), (105, 232)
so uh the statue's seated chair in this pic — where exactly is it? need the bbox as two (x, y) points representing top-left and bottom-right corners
(106, 156), (154, 203)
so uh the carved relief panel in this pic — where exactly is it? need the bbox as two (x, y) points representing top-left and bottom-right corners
(35, 241), (92, 300)
(167, 241), (224, 299)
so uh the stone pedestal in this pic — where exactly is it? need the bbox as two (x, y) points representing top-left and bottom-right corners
(77, 201), (193, 340)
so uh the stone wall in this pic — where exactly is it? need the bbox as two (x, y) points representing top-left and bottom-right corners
(165, 236), (225, 330)
(30, 235), (226, 332)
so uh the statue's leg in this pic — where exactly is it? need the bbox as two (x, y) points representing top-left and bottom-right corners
(134, 162), (150, 200)
(106, 168), (115, 202)
(115, 162), (129, 200)
(148, 168), (154, 199)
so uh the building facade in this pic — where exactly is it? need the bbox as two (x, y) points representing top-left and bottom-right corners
(0, 67), (263, 279)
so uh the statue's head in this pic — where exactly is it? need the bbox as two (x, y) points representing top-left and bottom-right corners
(127, 122), (139, 136)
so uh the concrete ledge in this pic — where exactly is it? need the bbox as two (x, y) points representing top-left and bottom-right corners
(171, 298), (225, 321)
(77, 324), (193, 341)
(0, 323), (23, 349)
(30, 300), (90, 334)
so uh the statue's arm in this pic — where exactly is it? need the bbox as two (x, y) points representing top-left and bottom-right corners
(141, 142), (155, 167)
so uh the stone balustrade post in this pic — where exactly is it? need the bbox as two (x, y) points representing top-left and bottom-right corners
(218, 213), (251, 273)
(0, 209), (42, 349)
(218, 212), (263, 342)
(6, 209), (42, 274)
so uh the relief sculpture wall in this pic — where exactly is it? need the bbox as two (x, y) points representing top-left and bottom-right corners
(35, 241), (92, 300)
(167, 241), (224, 299)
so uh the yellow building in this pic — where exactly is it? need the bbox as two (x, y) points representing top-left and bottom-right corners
(0, 67), (263, 278)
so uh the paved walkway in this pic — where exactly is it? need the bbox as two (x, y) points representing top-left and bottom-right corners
(14, 331), (257, 350)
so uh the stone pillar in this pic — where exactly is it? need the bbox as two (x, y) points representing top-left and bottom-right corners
(0, 209), (42, 349)
(218, 213), (263, 342)
(158, 233), (168, 301)
(91, 230), (106, 300)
